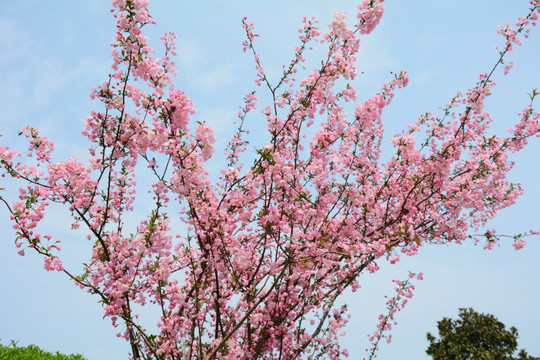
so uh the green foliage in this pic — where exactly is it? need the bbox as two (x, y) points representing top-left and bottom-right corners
(426, 308), (539, 360)
(0, 340), (87, 360)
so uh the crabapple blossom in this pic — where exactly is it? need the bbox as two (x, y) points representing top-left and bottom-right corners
(1, 0), (540, 359)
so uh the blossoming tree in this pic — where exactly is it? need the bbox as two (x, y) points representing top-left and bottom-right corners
(1, 0), (539, 359)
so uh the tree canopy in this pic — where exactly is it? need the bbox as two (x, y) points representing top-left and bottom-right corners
(426, 308), (539, 360)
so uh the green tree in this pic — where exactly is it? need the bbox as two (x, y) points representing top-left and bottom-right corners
(0, 340), (87, 360)
(426, 308), (538, 360)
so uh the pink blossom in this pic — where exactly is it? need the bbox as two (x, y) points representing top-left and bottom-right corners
(1, 1), (539, 359)
(513, 240), (526, 250)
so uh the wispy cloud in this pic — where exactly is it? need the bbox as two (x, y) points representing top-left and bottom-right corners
(196, 63), (236, 91)
(178, 39), (204, 70)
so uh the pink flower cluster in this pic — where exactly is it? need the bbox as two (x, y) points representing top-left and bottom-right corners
(495, 0), (540, 75)
(366, 273), (423, 359)
(1, 1), (539, 359)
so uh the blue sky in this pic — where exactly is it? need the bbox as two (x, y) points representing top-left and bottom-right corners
(0, 1), (539, 359)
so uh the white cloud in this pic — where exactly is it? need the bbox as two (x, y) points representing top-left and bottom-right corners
(357, 27), (399, 74)
(196, 62), (236, 91)
(0, 16), (33, 65)
(177, 39), (204, 70)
